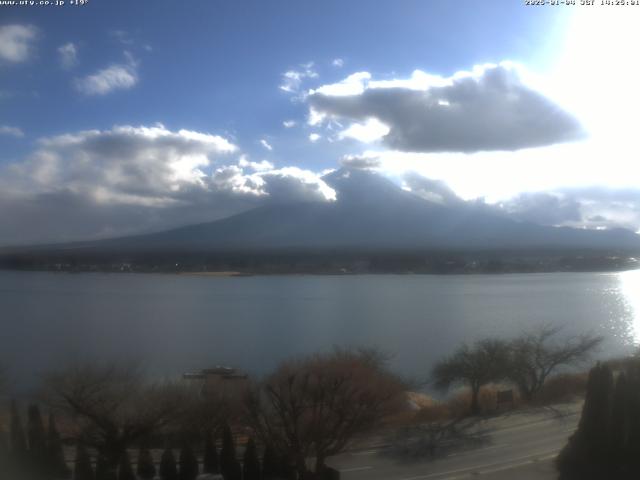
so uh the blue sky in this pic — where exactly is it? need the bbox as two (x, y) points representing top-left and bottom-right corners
(1, 0), (639, 244)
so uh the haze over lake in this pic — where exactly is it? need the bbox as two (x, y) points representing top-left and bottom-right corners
(2, 270), (639, 390)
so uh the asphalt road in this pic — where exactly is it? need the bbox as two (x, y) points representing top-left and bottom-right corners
(327, 406), (580, 480)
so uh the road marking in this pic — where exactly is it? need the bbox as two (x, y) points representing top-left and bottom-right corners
(398, 448), (561, 480)
(340, 466), (373, 473)
(351, 450), (379, 456)
(446, 443), (507, 457)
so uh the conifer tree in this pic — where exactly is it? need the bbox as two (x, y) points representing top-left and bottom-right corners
(47, 412), (71, 479)
(117, 450), (136, 480)
(220, 424), (236, 478)
(556, 363), (626, 479)
(242, 438), (261, 480)
(136, 447), (156, 480)
(10, 400), (27, 469)
(27, 404), (48, 473)
(178, 445), (199, 480)
(159, 448), (178, 480)
(74, 444), (95, 480)
(202, 431), (219, 474)
(261, 444), (279, 480)
(95, 454), (117, 480)
(227, 459), (242, 480)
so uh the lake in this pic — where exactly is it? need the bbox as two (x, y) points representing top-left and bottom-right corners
(1, 270), (639, 390)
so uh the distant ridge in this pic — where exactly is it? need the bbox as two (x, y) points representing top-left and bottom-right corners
(1, 169), (639, 271)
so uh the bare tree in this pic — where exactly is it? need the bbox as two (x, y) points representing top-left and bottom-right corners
(245, 347), (406, 479)
(507, 326), (603, 401)
(432, 339), (509, 415)
(43, 362), (185, 474)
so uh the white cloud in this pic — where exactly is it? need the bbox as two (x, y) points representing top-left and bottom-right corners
(58, 42), (78, 69)
(309, 133), (321, 143)
(282, 120), (297, 128)
(340, 153), (381, 170)
(0, 25), (37, 63)
(279, 62), (318, 93)
(310, 71), (370, 97)
(75, 53), (138, 96)
(308, 63), (584, 153)
(260, 139), (273, 151)
(109, 29), (134, 46)
(0, 124), (335, 244)
(238, 156), (274, 172)
(75, 64), (137, 96)
(0, 125), (24, 137)
(338, 118), (389, 143)
(332, 58), (344, 68)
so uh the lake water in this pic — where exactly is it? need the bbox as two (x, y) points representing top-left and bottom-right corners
(1, 270), (640, 390)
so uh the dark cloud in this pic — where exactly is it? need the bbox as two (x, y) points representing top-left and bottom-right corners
(309, 64), (584, 153)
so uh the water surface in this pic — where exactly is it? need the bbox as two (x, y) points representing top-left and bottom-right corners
(1, 270), (639, 389)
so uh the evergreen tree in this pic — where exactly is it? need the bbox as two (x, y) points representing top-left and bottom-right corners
(202, 431), (219, 474)
(242, 438), (261, 480)
(227, 459), (242, 480)
(47, 412), (71, 479)
(95, 454), (117, 480)
(178, 445), (199, 480)
(117, 451), (136, 480)
(220, 424), (236, 478)
(609, 372), (630, 470)
(10, 400), (27, 463)
(261, 445), (279, 480)
(556, 363), (624, 479)
(74, 444), (95, 480)
(159, 448), (178, 480)
(27, 404), (48, 473)
(136, 447), (156, 480)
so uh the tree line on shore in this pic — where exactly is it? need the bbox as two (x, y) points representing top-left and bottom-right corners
(0, 327), (613, 480)
(1, 348), (399, 480)
(431, 325), (603, 414)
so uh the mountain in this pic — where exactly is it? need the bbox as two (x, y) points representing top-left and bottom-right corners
(33, 168), (639, 254)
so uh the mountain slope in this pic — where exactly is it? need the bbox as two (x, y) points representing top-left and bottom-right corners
(59, 168), (640, 253)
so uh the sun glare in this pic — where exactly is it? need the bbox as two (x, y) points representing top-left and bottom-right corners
(619, 268), (640, 345)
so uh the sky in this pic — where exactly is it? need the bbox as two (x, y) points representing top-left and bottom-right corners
(1, 0), (639, 245)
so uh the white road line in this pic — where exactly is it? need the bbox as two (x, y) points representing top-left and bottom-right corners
(351, 450), (379, 456)
(398, 448), (561, 480)
(340, 466), (374, 473)
(446, 443), (507, 457)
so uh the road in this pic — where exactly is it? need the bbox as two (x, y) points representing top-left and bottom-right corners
(327, 405), (580, 480)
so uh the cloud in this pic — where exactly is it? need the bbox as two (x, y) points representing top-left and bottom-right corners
(0, 125), (24, 137)
(260, 139), (273, 151)
(332, 58), (344, 68)
(340, 153), (381, 170)
(58, 42), (78, 69)
(309, 133), (321, 143)
(338, 118), (389, 143)
(402, 172), (463, 205)
(282, 120), (296, 128)
(0, 25), (37, 63)
(0, 124), (335, 245)
(109, 29), (134, 46)
(75, 53), (138, 95)
(308, 63), (584, 153)
(498, 187), (640, 232)
(279, 62), (318, 94)
(238, 157), (274, 172)
(498, 192), (582, 226)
